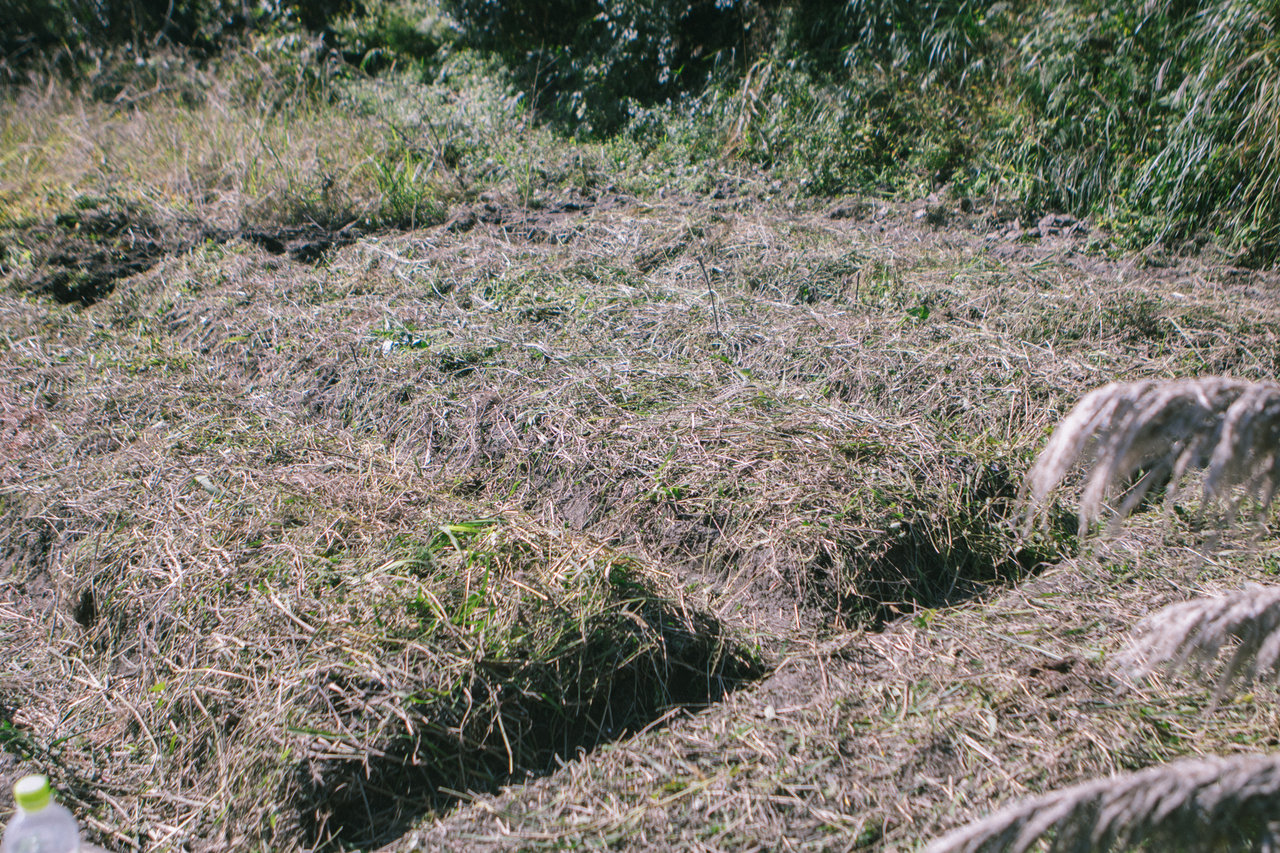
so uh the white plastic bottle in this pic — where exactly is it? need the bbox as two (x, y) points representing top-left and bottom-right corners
(0, 775), (80, 853)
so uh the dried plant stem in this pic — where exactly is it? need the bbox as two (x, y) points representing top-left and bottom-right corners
(928, 753), (1280, 853)
(1118, 584), (1280, 696)
(1022, 378), (1280, 534)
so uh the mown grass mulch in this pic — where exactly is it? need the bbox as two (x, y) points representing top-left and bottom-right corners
(404, 523), (1280, 850)
(5, 189), (1280, 850)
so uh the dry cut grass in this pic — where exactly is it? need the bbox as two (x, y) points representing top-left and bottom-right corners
(405, 522), (1280, 850)
(7, 104), (1280, 848)
(1, 195), (1106, 849)
(1, 409), (757, 850)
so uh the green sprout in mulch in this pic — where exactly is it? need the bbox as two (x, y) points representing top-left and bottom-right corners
(289, 516), (761, 849)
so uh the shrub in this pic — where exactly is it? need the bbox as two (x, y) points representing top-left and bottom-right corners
(0, 0), (360, 82)
(327, 0), (459, 73)
(442, 0), (754, 135)
(1008, 0), (1280, 261)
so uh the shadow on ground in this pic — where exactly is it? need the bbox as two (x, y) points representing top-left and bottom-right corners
(290, 605), (763, 850)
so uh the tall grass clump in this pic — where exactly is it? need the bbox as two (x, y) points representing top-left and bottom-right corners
(1149, 0), (1280, 262)
(650, 0), (1280, 259)
(440, 0), (1008, 190)
(703, 59), (978, 196)
(1008, 0), (1192, 221)
(1009, 0), (1280, 261)
(787, 0), (1000, 82)
(629, 0), (1012, 197)
(780, 0), (1010, 195)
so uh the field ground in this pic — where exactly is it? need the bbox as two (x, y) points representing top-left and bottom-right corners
(6, 169), (1280, 850)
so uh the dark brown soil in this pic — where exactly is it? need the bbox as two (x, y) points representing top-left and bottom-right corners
(3, 203), (366, 304)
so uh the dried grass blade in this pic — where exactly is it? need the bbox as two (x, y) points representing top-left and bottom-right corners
(1117, 584), (1280, 692)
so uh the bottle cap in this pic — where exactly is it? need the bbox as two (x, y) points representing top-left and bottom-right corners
(13, 775), (52, 812)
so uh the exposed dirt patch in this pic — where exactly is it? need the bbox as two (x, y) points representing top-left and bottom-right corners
(2, 194), (631, 305)
(2, 203), (173, 304)
(237, 226), (363, 263)
(442, 193), (629, 244)
(1, 203), (368, 304)
(1017, 654), (1101, 700)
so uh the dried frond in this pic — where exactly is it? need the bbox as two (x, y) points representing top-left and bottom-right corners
(927, 753), (1280, 853)
(1117, 584), (1280, 694)
(1022, 377), (1280, 534)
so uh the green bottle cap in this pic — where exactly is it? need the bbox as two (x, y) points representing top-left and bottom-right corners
(13, 775), (52, 812)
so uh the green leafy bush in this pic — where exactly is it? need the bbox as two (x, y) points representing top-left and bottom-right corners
(442, 0), (754, 135)
(326, 0), (459, 73)
(1007, 0), (1280, 261)
(0, 0), (359, 82)
(782, 0), (1004, 82)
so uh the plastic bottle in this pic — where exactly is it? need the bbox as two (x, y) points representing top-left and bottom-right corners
(0, 775), (80, 853)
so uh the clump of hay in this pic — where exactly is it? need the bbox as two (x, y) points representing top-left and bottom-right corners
(1117, 584), (1280, 696)
(927, 753), (1280, 853)
(1022, 378), (1280, 534)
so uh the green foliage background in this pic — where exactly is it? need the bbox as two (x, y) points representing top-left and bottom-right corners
(3, 0), (1279, 263)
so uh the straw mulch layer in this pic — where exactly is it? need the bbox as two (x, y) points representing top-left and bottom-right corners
(6, 194), (1280, 850)
(402, 529), (1280, 850)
